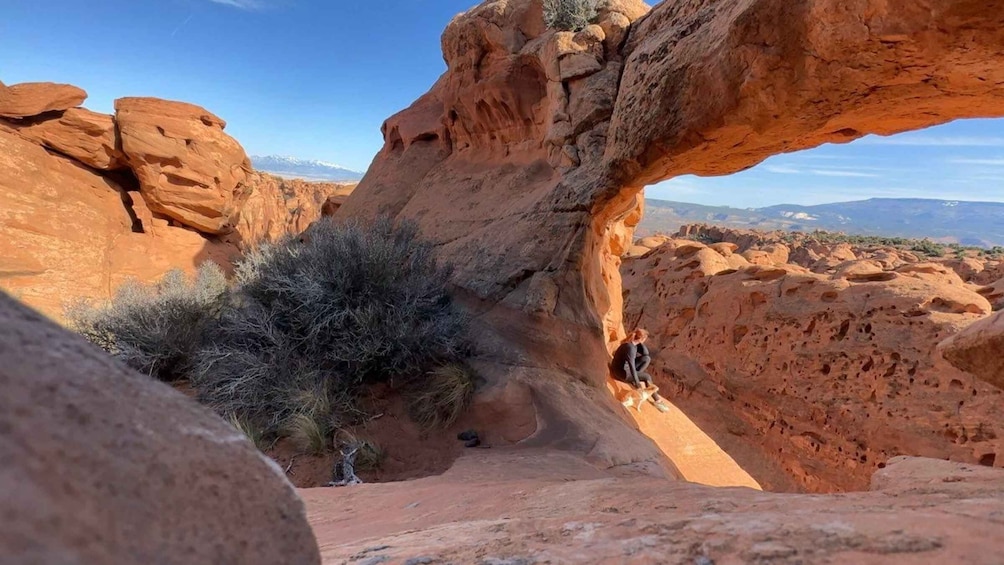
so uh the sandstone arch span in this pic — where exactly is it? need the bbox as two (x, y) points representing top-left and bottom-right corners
(336, 0), (1004, 475)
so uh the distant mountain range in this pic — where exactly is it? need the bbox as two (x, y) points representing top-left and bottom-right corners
(250, 155), (363, 182)
(639, 198), (1004, 247)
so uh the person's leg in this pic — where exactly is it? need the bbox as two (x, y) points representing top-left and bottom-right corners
(637, 372), (663, 401)
(636, 355), (651, 373)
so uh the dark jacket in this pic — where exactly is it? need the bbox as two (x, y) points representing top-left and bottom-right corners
(611, 341), (649, 385)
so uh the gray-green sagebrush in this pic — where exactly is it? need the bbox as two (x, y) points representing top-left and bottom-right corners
(69, 217), (475, 449)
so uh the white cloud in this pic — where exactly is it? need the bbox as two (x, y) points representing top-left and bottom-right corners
(948, 158), (1004, 166)
(765, 165), (801, 174)
(208, 0), (264, 9)
(861, 135), (1004, 147)
(765, 165), (882, 178)
(809, 169), (881, 178)
(798, 154), (853, 160)
(649, 177), (708, 196)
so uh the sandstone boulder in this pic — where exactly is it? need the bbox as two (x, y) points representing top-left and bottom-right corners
(0, 292), (320, 564)
(0, 94), (349, 321)
(115, 97), (250, 234)
(0, 81), (87, 118)
(940, 310), (1004, 390)
(2, 108), (125, 170)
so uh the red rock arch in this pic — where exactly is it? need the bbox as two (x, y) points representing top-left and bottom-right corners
(337, 0), (1004, 472)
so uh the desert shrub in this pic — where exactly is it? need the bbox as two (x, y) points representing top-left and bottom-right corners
(66, 263), (227, 381)
(982, 246), (1004, 258)
(192, 217), (472, 439)
(408, 362), (477, 430)
(543, 0), (598, 31)
(285, 412), (332, 455)
(910, 239), (946, 258)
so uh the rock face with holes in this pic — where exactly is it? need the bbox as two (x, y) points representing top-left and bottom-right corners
(940, 310), (1004, 391)
(336, 0), (1004, 472)
(622, 234), (1004, 492)
(0, 292), (321, 564)
(0, 80), (351, 321)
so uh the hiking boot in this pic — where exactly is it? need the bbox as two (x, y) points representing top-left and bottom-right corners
(653, 400), (671, 413)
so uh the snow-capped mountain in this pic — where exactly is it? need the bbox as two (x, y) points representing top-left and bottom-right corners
(250, 155), (363, 182)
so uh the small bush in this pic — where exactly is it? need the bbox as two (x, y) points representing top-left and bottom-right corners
(543, 0), (598, 31)
(68, 216), (475, 448)
(408, 363), (477, 430)
(909, 239), (946, 258)
(67, 263), (227, 381)
(286, 412), (332, 455)
(193, 217), (472, 438)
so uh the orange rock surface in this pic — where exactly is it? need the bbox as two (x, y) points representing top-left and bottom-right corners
(0, 81), (353, 321)
(338, 0), (1004, 475)
(235, 172), (356, 245)
(623, 234), (1003, 492)
(303, 449), (1004, 564)
(0, 81), (87, 118)
(1, 108), (125, 170)
(941, 310), (1004, 391)
(115, 97), (251, 234)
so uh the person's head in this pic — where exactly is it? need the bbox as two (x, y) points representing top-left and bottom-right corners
(630, 328), (649, 344)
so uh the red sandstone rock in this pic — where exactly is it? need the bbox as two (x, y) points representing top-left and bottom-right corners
(0, 126), (239, 321)
(0, 105), (345, 321)
(234, 172), (355, 245)
(976, 277), (1004, 311)
(2, 108), (125, 170)
(622, 237), (1001, 492)
(339, 0), (1004, 479)
(304, 449), (1004, 564)
(115, 97), (251, 234)
(0, 81), (87, 118)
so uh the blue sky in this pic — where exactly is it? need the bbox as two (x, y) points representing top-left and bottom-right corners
(1, 0), (474, 172)
(2, 0), (1003, 208)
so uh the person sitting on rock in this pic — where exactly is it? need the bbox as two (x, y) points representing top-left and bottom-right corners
(612, 328), (670, 413)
